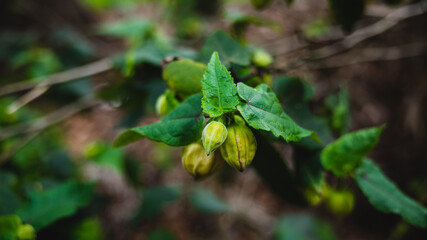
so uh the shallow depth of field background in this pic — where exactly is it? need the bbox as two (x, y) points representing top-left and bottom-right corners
(1, 0), (427, 239)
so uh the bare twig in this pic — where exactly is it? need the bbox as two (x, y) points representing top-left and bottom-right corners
(0, 98), (100, 140)
(308, 43), (427, 69)
(310, 1), (427, 60)
(0, 58), (113, 97)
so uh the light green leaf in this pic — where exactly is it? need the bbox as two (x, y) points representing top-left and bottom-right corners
(163, 59), (207, 99)
(199, 31), (251, 66)
(114, 93), (204, 147)
(189, 188), (229, 214)
(321, 126), (383, 177)
(201, 52), (239, 117)
(355, 159), (427, 228)
(237, 83), (318, 143)
(17, 181), (95, 230)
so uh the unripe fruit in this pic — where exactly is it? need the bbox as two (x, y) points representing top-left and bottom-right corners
(220, 116), (257, 171)
(201, 121), (228, 155)
(252, 48), (273, 67)
(182, 141), (223, 180)
(325, 189), (355, 218)
(18, 224), (36, 240)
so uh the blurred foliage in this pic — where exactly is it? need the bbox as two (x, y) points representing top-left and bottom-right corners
(0, 0), (426, 239)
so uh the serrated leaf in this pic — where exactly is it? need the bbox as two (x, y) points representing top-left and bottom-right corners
(114, 93), (204, 147)
(189, 188), (229, 214)
(321, 126), (383, 177)
(355, 159), (427, 228)
(199, 31), (251, 66)
(237, 83), (318, 143)
(17, 181), (95, 230)
(163, 59), (207, 99)
(201, 52), (239, 117)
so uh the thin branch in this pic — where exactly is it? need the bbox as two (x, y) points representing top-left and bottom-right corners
(310, 1), (427, 60)
(0, 98), (100, 140)
(0, 58), (113, 96)
(307, 43), (427, 69)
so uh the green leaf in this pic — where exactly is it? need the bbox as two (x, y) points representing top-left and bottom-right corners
(189, 188), (229, 214)
(134, 185), (181, 221)
(97, 18), (154, 45)
(329, 0), (365, 31)
(114, 93), (204, 147)
(355, 159), (427, 228)
(252, 132), (307, 206)
(0, 215), (21, 239)
(147, 229), (176, 240)
(272, 213), (337, 240)
(163, 59), (207, 99)
(250, 0), (273, 10)
(17, 181), (95, 230)
(201, 52), (240, 117)
(199, 31), (251, 66)
(321, 126), (384, 177)
(0, 186), (23, 215)
(237, 83), (318, 143)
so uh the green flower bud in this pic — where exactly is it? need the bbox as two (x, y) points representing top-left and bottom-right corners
(325, 189), (355, 218)
(201, 121), (228, 155)
(252, 48), (273, 67)
(182, 141), (223, 180)
(220, 119), (257, 171)
(155, 90), (180, 116)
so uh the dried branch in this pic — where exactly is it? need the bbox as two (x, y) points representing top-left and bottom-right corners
(0, 98), (100, 140)
(0, 58), (113, 97)
(310, 1), (427, 60)
(307, 43), (427, 69)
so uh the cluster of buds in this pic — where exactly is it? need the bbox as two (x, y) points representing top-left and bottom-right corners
(181, 114), (257, 179)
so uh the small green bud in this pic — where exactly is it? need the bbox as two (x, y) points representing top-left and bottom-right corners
(325, 189), (355, 218)
(155, 90), (180, 116)
(182, 141), (223, 180)
(220, 118), (257, 171)
(252, 48), (273, 67)
(18, 224), (36, 240)
(201, 121), (228, 155)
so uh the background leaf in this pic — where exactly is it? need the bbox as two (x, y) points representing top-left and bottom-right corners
(271, 213), (337, 240)
(199, 31), (251, 66)
(17, 181), (95, 230)
(114, 93), (204, 147)
(189, 188), (229, 214)
(163, 59), (207, 99)
(321, 126), (384, 176)
(201, 52), (240, 117)
(237, 83), (318, 143)
(134, 185), (181, 221)
(355, 159), (427, 228)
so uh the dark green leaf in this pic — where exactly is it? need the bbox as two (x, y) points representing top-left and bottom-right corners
(17, 181), (95, 230)
(237, 83), (319, 143)
(272, 76), (333, 149)
(201, 52), (240, 117)
(0, 187), (23, 215)
(189, 188), (229, 214)
(252, 132), (307, 206)
(114, 93), (204, 147)
(163, 59), (207, 99)
(355, 159), (427, 228)
(294, 148), (324, 192)
(134, 185), (181, 221)
(250, 0), (273, 10)
(147, 229), (176, 240)
(199, 31), (251, 66)
(329, 0), (365, 31)
(321, 126), (384, 177)
(272, 213), (337, 240)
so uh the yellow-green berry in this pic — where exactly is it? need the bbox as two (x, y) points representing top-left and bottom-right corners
(182, 141), (223, 180)
(201, 121), (228, 155)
